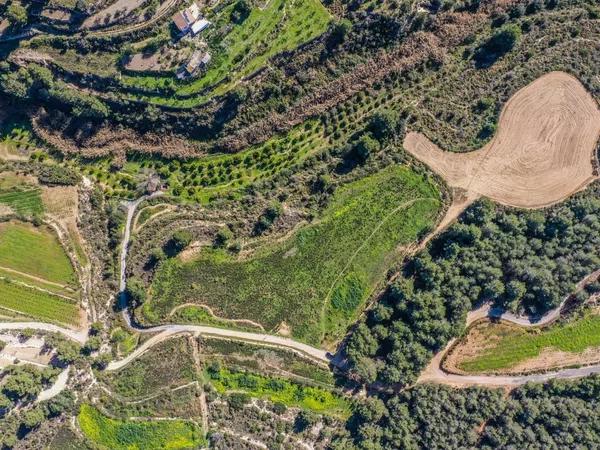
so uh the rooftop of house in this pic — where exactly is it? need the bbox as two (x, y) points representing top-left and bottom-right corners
(190, 18), (210, 35)
(185, 50), (211, 73)
(172, 2), (201, 32)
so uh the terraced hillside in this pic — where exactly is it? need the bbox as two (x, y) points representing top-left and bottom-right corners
(143, 166), (441, 345)
(1, 0), (600, 449)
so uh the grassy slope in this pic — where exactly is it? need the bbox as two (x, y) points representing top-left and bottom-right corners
(207, 367), (351, 418)
(0, 221), (77, 286)
(459, 314), (600, 373)
(0, 278), (80, 326)
(146, 166), (441, 345)
(78, 404), (203, 450)
(122, 0), (331, 107)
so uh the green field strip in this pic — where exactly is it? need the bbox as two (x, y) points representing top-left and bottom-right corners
(78, 404), (204, 450)
(0, 278), (80, 327)
(459, 314), (600, 373)
(0, 221), (77, 287)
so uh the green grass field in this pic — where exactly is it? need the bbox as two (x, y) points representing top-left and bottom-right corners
(0, 278), (80, 326)
(122, 0), (331, 107)
(207, 366), (350, 418)
(0, 221), (77, 287)
(458, 314), (600, 373)
(146, 166), (441, 345)
(78, 404), (204, 450)
(0, 187), (44, 217)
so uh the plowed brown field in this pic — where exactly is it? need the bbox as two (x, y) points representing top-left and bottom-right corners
(404, 72), (600, 208)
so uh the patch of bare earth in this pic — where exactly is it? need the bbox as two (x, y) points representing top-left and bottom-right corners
(509, 347), (600, 374)
(444, 319), (600, 376)
(126, 47), (191, 72)
(276, 321), (291, 337)
(82, 0), (148, 29)
(404, 71), (600, 208)
(442, 320), (512, 375)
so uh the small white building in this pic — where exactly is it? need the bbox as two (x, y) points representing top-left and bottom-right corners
(184, 50), (211, 75)
(172, 2), (201, 33)
(190, 18), (211, 35)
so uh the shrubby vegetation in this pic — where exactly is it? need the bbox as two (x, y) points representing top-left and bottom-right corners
(206, 363), (350, 417)
(78, 404), (203, 450)
(0, 64), (109, 120)
(36, 164), (81, 186)
(347, 183), (600, 386)
(145, 166), (441, 344)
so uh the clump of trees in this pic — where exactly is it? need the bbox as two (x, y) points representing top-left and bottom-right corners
(6, 1), (28, 28)
(168, 230), (193, 254)
(126, 276), (147, 307)
(230, 0), (251, 24)
(0, 64), (109, 120)
(36, 164), (82, 186)
(253, 202), (283, 235)
(339, 375), (600, 449)
(474, 24), (522, 67)
(346, 183), (600, 386)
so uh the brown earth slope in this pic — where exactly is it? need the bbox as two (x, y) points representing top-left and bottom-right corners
(404, 71), (600, 208)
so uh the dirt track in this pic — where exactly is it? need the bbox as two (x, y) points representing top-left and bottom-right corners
(404, 72), (600, 208)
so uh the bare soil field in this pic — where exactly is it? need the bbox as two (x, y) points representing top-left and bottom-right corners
(126, 47), (191, 72)
(404, 72), (600, 208)
(82, 0), (148, 29)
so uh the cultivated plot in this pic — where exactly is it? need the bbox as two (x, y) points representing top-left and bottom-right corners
(404, 72), (600, 208)
(445, 312), (600, 375)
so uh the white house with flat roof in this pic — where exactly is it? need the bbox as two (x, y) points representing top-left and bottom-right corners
(172, 2), (211, 35)
(172, 2), (201, 33)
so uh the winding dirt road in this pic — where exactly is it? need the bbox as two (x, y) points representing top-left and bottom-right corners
(0, 195), (598, 389)
(418, 270), (600, 387)
(113, 193), (329, 369)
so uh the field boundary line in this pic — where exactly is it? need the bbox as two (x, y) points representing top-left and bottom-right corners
(0, 275), (77, 302)
(0, 265), (71, 290)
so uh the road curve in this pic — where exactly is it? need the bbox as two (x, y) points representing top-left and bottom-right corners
(418, 269), (600, 387)
(36, 368), (70, 402)
(112, 192), (330, 370)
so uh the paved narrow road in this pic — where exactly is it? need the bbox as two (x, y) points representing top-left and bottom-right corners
(36, 368), (70, 402)
(106, 326), (329, 371)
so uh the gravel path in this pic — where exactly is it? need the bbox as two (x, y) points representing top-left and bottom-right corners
(37, 368), (70, 402)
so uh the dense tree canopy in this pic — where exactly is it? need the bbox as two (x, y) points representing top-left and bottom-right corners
(347, 183), (600, 387)
(342, 376), (600, 449)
